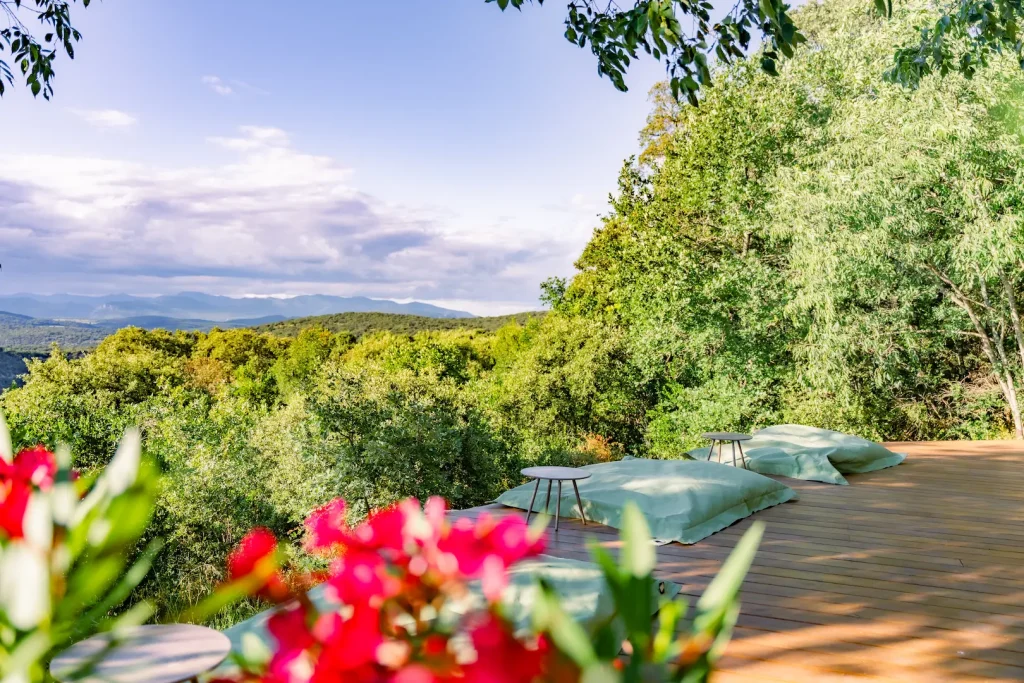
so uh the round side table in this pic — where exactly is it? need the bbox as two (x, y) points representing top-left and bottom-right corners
(520, 466), (592, 531)
(50, 624), (232, 683)
(701, 432), (752, 469)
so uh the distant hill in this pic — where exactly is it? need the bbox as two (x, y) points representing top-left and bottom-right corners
(0, 312), (111, 352)
(0, 311), (286, 352)
(256, 311), (546, 338)
(0, 292), (473, 322)
(94, 315), (287, 332)
(0, 350), (45, 391)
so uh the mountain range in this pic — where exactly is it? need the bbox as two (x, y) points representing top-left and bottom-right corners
(0, 292), (473, 322)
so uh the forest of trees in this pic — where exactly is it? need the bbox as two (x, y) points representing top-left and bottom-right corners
(254, 311), (544, 338)
(2, 0), (1022, 626)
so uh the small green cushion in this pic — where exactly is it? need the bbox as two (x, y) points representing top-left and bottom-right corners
(755, 424), (907, 474)
(689, 425), (906, 484)
(446, 555), (679, 636)
(496, 459), (796, 545)
(689, 442), (849, 485)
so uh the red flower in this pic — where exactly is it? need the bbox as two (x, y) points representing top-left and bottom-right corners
(311, 605), (384, 682)
(461, 613), (548, 683)
(10, 446), (57, 489)
(227, 528), (290, 602)
(0, 476), (31, 540)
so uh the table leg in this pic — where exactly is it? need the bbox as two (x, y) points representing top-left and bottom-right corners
(731, 440), (737, 467)
(718, 440), (724, 463)
(544, 480), (553, 515)
(525, 478), (540, 524)
(572, 480), (586, 525)
(738, 441), (749, 469)
(556, 480), (562, 532)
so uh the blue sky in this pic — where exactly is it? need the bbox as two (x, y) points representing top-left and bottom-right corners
(0, 1), (665, 315)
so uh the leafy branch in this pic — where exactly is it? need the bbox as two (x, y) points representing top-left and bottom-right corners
(0, 0), (89, 99)
(488, 0), (803, 105)
(490, 0), (1024, 102)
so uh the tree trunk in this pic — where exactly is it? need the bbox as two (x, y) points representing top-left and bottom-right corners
(998, 266), (1024, 371)
(928, 264), (1024, 439)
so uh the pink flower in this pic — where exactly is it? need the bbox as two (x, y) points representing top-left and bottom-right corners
(438, 514), (544, 599)
(349, 503), (413, 554)
(305, 499), (349, 552)
(227, 528), (290, 602)
(265, 605), (316, 683)
(327, 549), (401, 607)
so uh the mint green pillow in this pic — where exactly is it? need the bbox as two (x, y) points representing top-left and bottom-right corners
(446, 555), (679, 636)
(689, 441), (849, 485)
(495, 459), (796, 545)
(756, 424), (906, 474)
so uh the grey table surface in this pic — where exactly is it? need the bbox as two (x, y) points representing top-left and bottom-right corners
(521, 466), (592, 480)
(50, 624), (231, 683)
(701, 432), (753, 441)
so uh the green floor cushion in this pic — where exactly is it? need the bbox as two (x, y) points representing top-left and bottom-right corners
(689, 442), (849, 485)
(218, 555), (676, 670)
(495, 459), (796, 545)
(755, 424), (907, 474)
(446, 554), (679, 636)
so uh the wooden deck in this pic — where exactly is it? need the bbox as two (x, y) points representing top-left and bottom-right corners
(456, 442), (1024, 682)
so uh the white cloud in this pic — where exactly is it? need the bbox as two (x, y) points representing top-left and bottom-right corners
(202, 75), (234, 96)
(70, 108), (138, 128)
(0, 126), (567, 311)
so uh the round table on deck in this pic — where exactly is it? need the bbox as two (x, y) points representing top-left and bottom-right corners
(50, 624), (232, 683)
(701, 432), (752, 469)
(520, 466), (592, 531)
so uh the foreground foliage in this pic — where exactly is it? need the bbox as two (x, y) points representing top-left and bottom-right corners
(0, 423), (761, 683)
(0, 419), (160, 683)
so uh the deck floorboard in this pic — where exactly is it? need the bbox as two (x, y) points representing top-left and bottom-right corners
(456, 441), (1024, 681)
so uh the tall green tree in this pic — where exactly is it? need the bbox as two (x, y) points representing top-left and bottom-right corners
(562, 0), (1024, 441)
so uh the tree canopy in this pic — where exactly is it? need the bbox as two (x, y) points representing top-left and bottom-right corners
(556, 0), (1024, 440)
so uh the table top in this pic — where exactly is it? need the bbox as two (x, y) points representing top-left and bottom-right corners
(50, 624), (232, 683)
(521, 466), (592, 481)
(702, 432), (753, 441)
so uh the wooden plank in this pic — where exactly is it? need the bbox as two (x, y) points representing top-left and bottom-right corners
(461, 440), (1024, 680)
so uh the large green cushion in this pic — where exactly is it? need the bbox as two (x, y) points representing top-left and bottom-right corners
(495, 459), (796, 545)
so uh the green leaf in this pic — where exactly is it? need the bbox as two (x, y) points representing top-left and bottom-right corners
(620, 501), (655, 577)
(0, 410), (12, 463)
(697, 521), (763, 616)
(532, 578), (598, 667)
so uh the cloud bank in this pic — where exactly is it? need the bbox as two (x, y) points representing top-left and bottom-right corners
(70, 108), (138, 128)
(0, 126), (577, 313)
